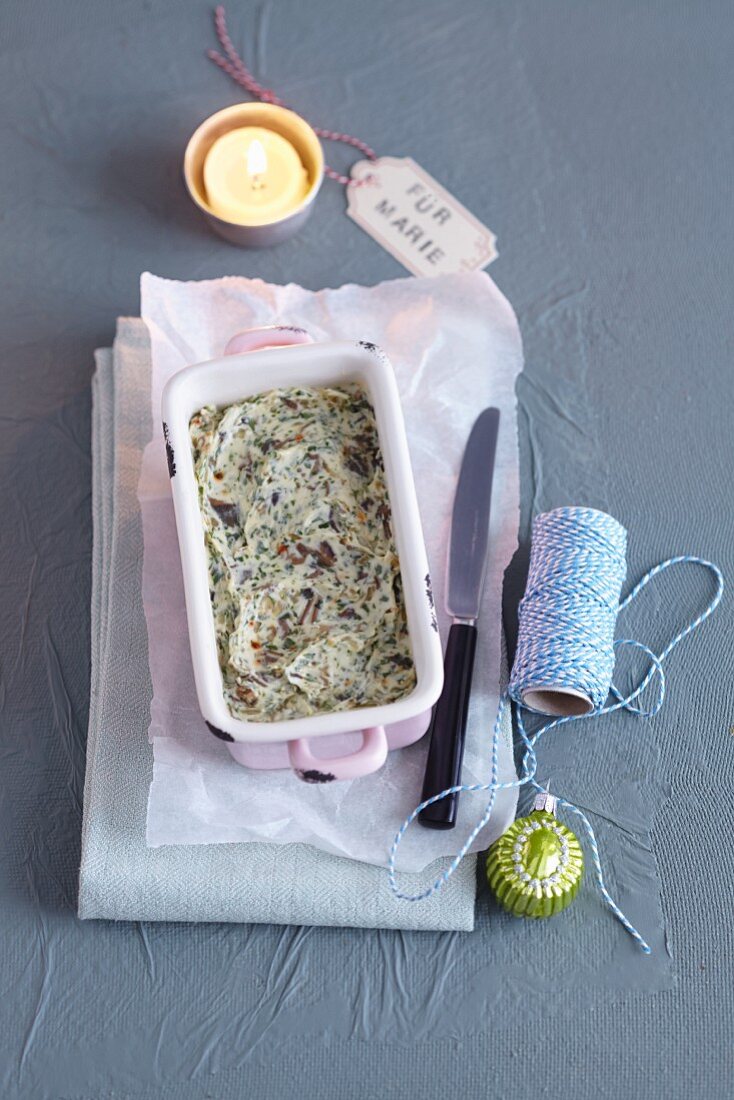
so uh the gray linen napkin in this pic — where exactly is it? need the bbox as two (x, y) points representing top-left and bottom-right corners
(78, 317), (477, 929)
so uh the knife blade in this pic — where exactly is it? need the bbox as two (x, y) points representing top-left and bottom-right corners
(419, 407), (500, 829)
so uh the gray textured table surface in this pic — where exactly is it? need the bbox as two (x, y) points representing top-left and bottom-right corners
(2, 1), (733, 1098)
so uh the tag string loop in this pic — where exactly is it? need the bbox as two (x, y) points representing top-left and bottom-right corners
(207, 6), (377, 186)
(390, 508), (724, 956)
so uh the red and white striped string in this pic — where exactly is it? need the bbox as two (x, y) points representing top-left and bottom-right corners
(207, 5), (377, 187)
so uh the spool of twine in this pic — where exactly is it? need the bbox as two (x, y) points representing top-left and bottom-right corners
(509, 507), (627, 717)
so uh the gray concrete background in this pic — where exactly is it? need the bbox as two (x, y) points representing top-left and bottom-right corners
(1, 1), (733, 1097)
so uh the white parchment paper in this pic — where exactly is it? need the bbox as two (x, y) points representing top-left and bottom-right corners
(139, 272), (522, 871)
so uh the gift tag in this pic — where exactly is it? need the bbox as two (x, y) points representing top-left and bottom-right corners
(347, 156), (497, 277)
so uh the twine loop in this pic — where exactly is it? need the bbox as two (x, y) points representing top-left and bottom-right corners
(389, 507), (724, 954)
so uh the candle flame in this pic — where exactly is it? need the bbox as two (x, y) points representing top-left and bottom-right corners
(247, 139), (267, 183)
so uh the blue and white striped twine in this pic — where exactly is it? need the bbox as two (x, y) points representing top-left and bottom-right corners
(388, 506), (724, 954)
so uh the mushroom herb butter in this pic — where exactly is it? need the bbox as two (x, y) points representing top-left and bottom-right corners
(189, 384), (416, 721)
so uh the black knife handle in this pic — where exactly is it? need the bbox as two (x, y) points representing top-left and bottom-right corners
(418, 622), (478, 829)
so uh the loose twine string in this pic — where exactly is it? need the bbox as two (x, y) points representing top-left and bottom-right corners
(389, 507), (724, 954)
(207, 5), (377, 187)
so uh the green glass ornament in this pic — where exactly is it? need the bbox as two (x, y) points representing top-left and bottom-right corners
(486, 792), (584, 918)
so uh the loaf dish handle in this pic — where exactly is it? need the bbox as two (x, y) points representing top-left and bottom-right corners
(224, 326), (314, 356)
(288, 727), (389, 782)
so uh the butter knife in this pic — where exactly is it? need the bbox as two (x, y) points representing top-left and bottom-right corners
(418, 407), (500, 829)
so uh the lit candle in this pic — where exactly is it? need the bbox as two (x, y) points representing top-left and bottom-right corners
(184, 104), (324, 247)
(203, 126), (309, 226)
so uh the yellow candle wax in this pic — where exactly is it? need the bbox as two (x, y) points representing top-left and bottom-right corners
(203, 126), (310, 226)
